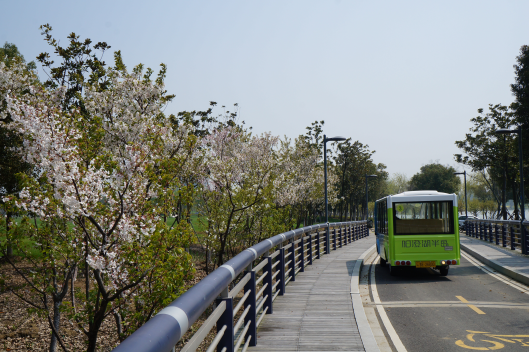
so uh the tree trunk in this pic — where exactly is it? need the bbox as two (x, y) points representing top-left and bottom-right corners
(87, 301), (109, 352)
(6, 212), (13, 257)
(49, 300), (61, 352)
(513, 182), (520, 220)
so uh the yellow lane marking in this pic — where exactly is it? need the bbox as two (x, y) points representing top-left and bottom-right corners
(456, 330), (529, 350)
(456, 296), (486, 315)
(455, 340), (488, 350)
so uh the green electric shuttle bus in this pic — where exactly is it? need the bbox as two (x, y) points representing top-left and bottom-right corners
(374, 191), (460, 276)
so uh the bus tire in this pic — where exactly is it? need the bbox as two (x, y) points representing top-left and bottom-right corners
(439, 266), (449, 276)
(388, 263), (397, 276)
(379, 256), (387, 267)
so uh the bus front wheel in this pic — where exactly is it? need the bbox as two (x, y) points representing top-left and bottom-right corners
(439, 266), (449, 276)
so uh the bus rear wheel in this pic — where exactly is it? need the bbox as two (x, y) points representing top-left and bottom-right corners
(439, 266), (449, 276)
(388, 263), (397, 276)
(379, 256), (387, 267)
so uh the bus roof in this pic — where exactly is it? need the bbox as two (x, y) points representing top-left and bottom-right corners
(393, 191), (450, 197)
(376, 190), (457, 205)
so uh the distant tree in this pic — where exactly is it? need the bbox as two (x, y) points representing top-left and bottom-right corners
(0, 42), (37, 72)
(386, 173), (410, 195)
(409, 163), (460, 194)
(454, 104), (523, 218)
(333, 139), (388, 221)
(468, 198), (481, 217)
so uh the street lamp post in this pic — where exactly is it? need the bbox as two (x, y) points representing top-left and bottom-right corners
(365, 175), (377, 220)
(324, 134), (346, 254)
(496, 126), (527, 254)
(453, 171), (468, 218)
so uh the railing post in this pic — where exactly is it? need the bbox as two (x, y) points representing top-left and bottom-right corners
(502, 225), (507, 247)
(244, 270), (257, 346)
(316, 231), (321, 259)
(479, 222), (483, 240)
(494, 224), (499, 245)
(216, 291), (234, 352)
(299, 236), (305, 273)
(338, 227), (343, 248)
(510, 226), (515, 250)
(278, 248), (285, 295)
(324, 228), (328, 253)
(265, 256), (273, 314)
(522, 224), (529, 255)
(348, 224), (351, 243)
(308, 234), (313, 265)
(489, 223), (493, 243)
(333, 227), (337, 250)
(474, 222), (478, 238)
(289, 239), (296, 282)
(366, 223), (369, 237)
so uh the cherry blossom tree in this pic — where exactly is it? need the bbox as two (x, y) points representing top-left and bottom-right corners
(1, 51), (197, 351)
(198, 127), (280, 267)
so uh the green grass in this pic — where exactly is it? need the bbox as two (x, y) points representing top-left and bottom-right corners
(0, 235), (42, 258)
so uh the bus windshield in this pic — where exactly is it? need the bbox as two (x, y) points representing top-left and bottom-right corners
(393, 201), (454, 235)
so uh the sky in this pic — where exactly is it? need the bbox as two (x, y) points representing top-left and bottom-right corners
(1, 0), (528, 178)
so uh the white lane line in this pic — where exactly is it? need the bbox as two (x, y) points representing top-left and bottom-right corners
(461, 251), (529, 294)
(370, 256), (408, 352)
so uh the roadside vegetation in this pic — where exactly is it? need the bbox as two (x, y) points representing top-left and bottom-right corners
(0, 27), (387, 352)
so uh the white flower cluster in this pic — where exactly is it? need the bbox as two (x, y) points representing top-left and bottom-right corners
(1, 63), (190, 289)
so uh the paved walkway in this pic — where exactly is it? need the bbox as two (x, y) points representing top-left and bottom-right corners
(249, 236), (375, 352)
(460, 235), (529, 285)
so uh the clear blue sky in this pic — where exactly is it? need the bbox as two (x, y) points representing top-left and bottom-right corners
(1, 0), (528, 177)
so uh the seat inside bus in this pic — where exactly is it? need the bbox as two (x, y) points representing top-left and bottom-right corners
(394, 219), (445, 234)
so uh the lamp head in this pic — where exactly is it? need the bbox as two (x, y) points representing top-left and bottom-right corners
(365, 174), (377, 178)
(495, 128), (517, 135)
(325, 136), (347, 142)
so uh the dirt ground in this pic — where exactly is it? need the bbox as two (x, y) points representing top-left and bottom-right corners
(0, 253), (214, 352)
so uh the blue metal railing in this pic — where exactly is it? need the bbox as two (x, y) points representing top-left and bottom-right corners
(112, 220), (369, 352)
(464, 219), (529, 255)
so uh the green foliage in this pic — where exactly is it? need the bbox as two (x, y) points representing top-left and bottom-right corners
(37, 24), (112, 112)
(1, 27), (196, 352)
(468, 172), (496, 202)
(455, 46), (529, 219)
(333, 139), (388, 220)
(0, 42), (38, 257)
(510, 45), (529, 204)
(0, 42), (37, 71)
(386, 173), (410, 195)
(410, 163), (460, 194)
(454, 105), (520, 217)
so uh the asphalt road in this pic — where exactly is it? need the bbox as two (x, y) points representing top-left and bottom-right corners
(374, 255), (529, 352)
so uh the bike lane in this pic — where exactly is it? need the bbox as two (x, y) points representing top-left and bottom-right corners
(373, 255), (529, 352)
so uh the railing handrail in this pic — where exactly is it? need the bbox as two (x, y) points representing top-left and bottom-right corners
(113, 220), (366, 352)
(465, 219), (529, 226)
(463, 218), (529, 255)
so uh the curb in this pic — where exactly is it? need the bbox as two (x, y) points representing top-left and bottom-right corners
(350, 244), (379, 352)
(461, 243), (529, 285)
